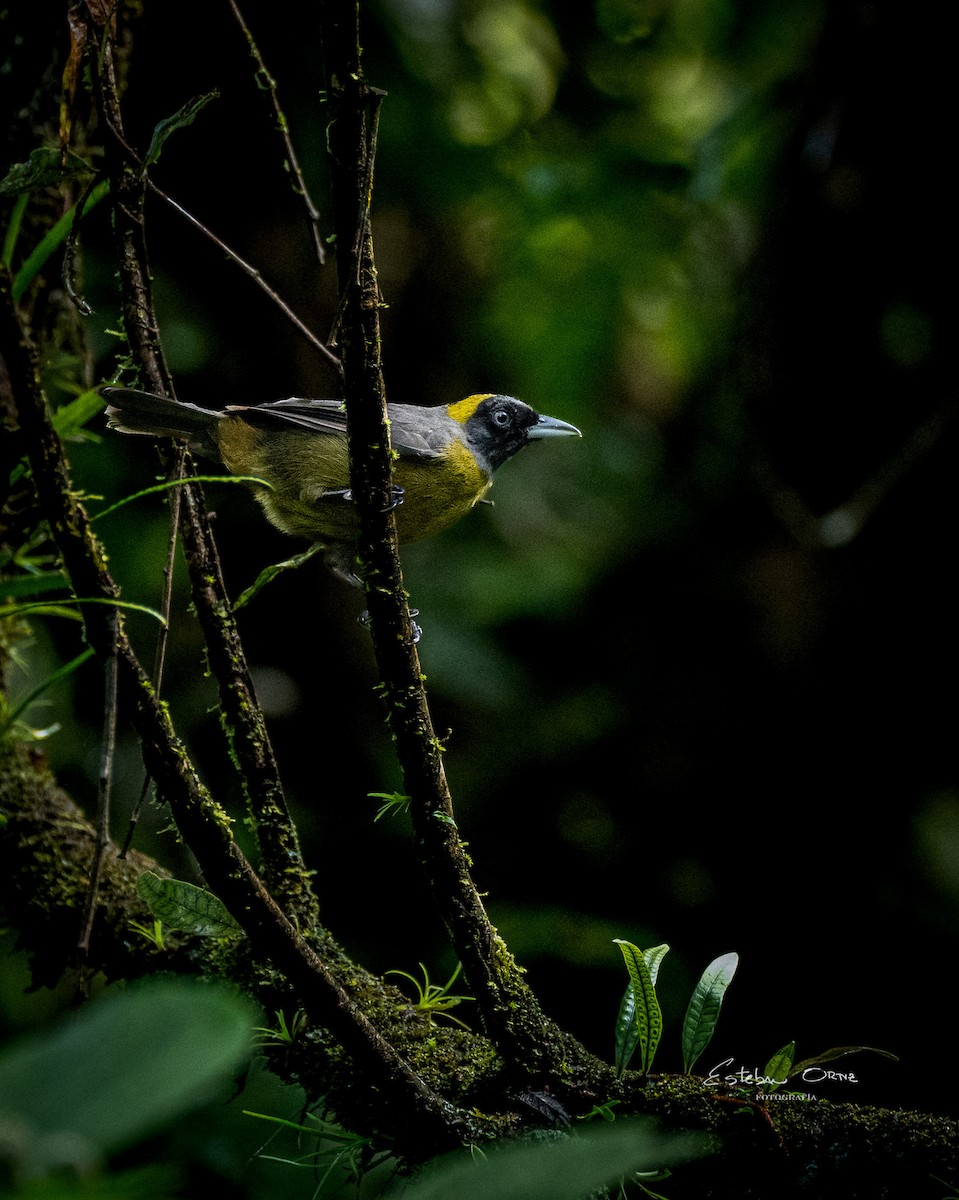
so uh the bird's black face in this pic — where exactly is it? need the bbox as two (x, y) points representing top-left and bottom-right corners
(464, 396), (544, 472)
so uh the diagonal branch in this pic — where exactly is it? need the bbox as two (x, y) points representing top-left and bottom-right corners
(146, 180), (342, 378)
(87, 5), (315, 918)
(225, 0), (328, 268)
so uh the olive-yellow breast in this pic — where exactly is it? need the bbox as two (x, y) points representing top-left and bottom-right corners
(101, 388), (580, 564)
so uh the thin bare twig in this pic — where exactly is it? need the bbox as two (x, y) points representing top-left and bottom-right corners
(147, 180), (342, 379)
(77, 608), (119, 964)
(226, 0), (327, 266)
(119, 447), (186, 858)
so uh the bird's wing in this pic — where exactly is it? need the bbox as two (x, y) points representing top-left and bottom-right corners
(226, 398), (446, 459)
(224, 398), (349, 436)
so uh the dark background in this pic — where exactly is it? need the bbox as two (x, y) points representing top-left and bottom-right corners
(5, 0), (953, 1140)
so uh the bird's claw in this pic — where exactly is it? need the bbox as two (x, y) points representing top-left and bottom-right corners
(358, 607), (421, 643)
(383, 484), (405, 513)
(319, 484), (404, 513)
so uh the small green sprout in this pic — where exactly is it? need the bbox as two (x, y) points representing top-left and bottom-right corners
(253, 1009), (308, 1047)
(580, 1099), (622, 1122)
(129, 916), (166, 950)
(243, 1108), (386, 1188)
(370, 790), (411, 821)
(387, 961), (474, 1029)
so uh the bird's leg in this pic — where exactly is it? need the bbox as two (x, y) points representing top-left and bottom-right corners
(324, 543), (421, 643)
(323, 543), (363, 590)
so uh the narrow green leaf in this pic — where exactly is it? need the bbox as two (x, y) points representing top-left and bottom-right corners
(0, 571), (70, 601)
(53, 388), (106, 439)
(144, 92), (219, 167)
(614, 982), (639, 1075)
(761, 1041), (795, 1093)
(11, 179), (109, 301)
(92, 474), (271, 522)
(233, 542), (324, 611)
(2, 596), (166, 626)
(613, 943), (669, 1074)
(788, 1044), (898, 1081)
(0, 602), (83, 623)
(643, 942), (670, 987)
(681, 951), (739, 1074)
(1, 192), (29, 269)
(0, 646), (95, 737)
(136, 872), (242, 938)
(613, 939), (664, 1075)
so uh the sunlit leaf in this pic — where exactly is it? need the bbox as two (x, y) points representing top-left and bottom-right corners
(761, 1041), (795, 1093)
(613, 939), (665, 1075)
(681, 951), (738, 1074)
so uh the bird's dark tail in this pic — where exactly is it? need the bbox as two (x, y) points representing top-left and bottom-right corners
(100, 386), (223, 458)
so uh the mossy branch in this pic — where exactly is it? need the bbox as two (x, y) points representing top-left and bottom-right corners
(3, 725), (957, 1193)
(317, 0), (573, 1074)
(86, 3), (315, 921)
(2, 250), (467, 1153)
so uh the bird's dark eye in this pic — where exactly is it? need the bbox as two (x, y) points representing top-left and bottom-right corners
(492, 408), (511, 427)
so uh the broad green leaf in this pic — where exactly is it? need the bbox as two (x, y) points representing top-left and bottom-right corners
(0, 146), (93, 196)
(761, 1041), (795, 1093)
(136, 872), (243, 938)
(392, 1120), (707, 1200)
(681, 951), (739, 1074)
(0, 978), (255, 1175)
(613, 939), (665, 1074)
(788, 1044), (898, 1081)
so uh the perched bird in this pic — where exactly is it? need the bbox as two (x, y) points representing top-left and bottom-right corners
(100, 387), (581, 581)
